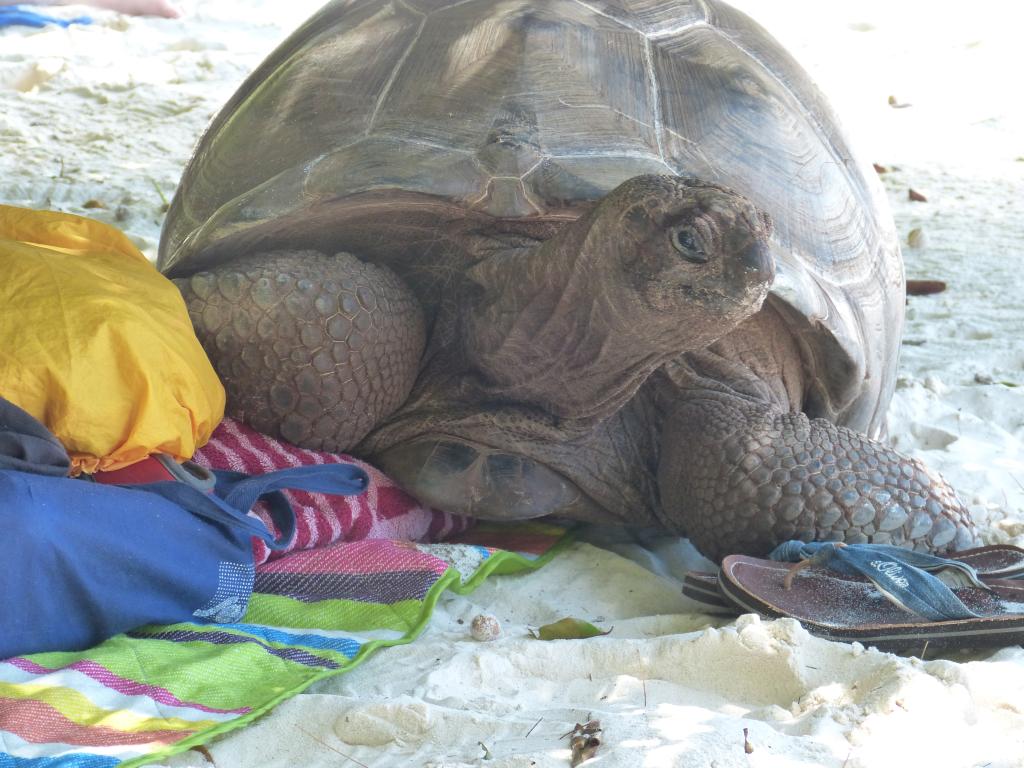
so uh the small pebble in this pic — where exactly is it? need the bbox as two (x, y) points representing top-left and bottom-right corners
(907, 227), (926, 249)
(470, 614), (502, 642)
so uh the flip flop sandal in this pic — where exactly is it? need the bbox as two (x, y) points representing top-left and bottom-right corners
(682, 570), (733, 610)
(716, 542), (1024, 651)
(682, 544), (1024, 610)
(958, 544), (1024, 579)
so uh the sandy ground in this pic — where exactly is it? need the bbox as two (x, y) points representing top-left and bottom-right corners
(2, 1), (1024, 766)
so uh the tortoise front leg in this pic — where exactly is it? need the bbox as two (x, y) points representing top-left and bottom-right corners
(176, 250), (425, 453)
(657, 393), (978, 562)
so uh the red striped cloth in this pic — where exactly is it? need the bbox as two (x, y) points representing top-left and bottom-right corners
(192, 418), (472, 564)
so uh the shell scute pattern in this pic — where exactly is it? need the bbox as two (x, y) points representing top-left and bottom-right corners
(368, 0), (662, 211)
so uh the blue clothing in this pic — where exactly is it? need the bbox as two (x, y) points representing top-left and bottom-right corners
(0, 6), (91, 28)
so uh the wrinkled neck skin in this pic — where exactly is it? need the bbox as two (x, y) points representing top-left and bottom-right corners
(458, 210), (753, 424)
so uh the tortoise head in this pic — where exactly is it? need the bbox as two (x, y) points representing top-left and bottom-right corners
(579, 174), (774, 349)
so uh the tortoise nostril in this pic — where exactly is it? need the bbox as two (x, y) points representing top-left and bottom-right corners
(736, 241), (774, 282)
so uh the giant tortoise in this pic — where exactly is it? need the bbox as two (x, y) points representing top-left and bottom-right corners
(159, 0), (977, 560)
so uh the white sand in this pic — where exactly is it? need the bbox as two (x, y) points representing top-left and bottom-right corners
(2, 1), (1023, 766)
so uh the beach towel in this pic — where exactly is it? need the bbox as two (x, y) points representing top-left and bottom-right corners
(0, 521), (569, 766)
(192, 417), (473, 564)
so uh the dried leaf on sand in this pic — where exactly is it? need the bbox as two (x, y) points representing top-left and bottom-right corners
(530, 618), (612, 640)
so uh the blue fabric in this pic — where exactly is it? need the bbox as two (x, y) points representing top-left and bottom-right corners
(0, 7), (91, 28)
(769, 541), (989, 621)
(0, 755), (118, 768)
(0, 462), (368, 659)
(0, 396), (70, 476)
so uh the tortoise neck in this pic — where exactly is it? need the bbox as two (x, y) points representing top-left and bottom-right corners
(653, 303), (805, 417)
(456, 216), (681, 423)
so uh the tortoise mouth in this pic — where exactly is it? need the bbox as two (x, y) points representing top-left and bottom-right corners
(640, 231), (773, 317)
(697, 237), (775, 310)
(679, 274), (772, 312)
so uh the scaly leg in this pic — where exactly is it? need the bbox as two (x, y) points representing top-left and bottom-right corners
(658, 393), (978, 562)
(176, 250), (425, 453)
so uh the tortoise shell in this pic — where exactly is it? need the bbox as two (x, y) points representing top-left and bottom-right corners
(158, 0), (904, 436)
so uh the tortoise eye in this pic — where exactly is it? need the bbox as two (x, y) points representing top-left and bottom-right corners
(670, 226), (708, 263)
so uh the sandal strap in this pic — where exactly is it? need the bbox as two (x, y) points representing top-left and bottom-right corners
(768, 541), (989, 621)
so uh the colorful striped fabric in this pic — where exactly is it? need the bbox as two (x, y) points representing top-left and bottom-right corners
(0, 521), (570, 767)
(192, 417), (472, 564)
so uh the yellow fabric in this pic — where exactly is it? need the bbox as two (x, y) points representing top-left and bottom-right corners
(0, 205), (225, 473)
